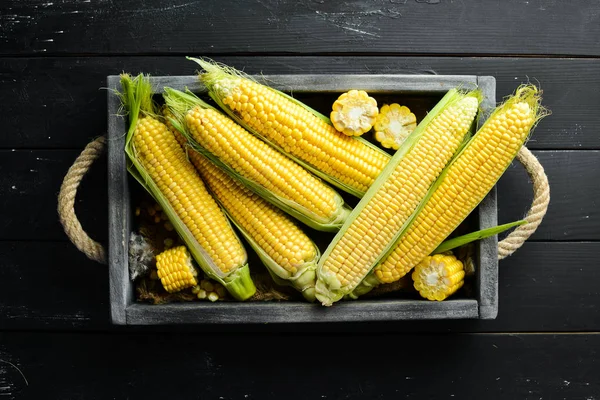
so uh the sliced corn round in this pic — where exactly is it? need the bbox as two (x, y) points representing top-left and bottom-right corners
(330, 90), (378, 137)
(374, 104), (417, 150)
(412, 254), (465, 301)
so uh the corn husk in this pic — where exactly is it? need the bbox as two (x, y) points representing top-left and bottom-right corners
(189, 57), (391, 198)
(163, 87), (351, 232)
(120, 74), (255, 301)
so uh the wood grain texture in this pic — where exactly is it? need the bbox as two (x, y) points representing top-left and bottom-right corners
(1, 149), (595, 242)
(1, 331), (599, 399)
(1, 242), (598, 332)
(0, 150), (107, 241)
(1, 0), (600, 56)
(498, 151), (600, 241)
(1, 56), (598, 149)
(0, 242), (109, 330)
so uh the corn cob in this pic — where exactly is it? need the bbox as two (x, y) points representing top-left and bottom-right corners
(189, 58), (391, 198)
(156, 246), (198, 293)
(412, 254), (464, 301)
(163, 88), (350, 232)
(120, 74), (255, 300)
(315, 89), (480, 305)
(374, 104), (417, 150)
(330, 90), (378, 136)
(164, 111), (319, 301)
(370, 85), (546, 286)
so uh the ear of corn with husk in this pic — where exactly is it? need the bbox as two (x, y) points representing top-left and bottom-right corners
(163, 108), (320, 301)
(351, 85), (547, 298)
(315, 89), (481, 305)
(120, 74), (255, 300)
(163, 87), (351, 232)
(189, 57), (391, 198)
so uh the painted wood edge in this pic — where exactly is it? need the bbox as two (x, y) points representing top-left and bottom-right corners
(107, 75), (131, 325)
(129, 74), (479, 94)
(476, 76), (499, 320)
(125, 299), (479, 324)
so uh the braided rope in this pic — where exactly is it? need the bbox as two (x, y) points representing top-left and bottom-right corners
(57, 136), (107, 264)
(57, 138), (548, 265)
(497, 146), (550, 260)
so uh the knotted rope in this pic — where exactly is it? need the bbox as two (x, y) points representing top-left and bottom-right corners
(57, 136), (108, 264)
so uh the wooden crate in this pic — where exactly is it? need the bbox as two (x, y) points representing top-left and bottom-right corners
(107, 74), (497, 324)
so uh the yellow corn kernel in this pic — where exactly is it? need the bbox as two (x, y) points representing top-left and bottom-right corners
(163, 107), (320, 299)
(376, 86), (544, 283)
(184, 106), (343, 223)
(330, 90), (379, 136)
(412, 254), (465, 301)
(195, 59), (390, 196)
(132, 114), (246, 275)
(185, 148), (318, 276)
(156, 246), (198, 293)
(316, 93), (479, 304)
(374, 104), (417, 150)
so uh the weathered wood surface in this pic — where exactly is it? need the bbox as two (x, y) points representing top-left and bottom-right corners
(1, 56), (599, 149)
(1, 0), (599, 396)
(1, 332), (599, 399)
(2, 242), (598, 332)
(1, 0), (599, 56)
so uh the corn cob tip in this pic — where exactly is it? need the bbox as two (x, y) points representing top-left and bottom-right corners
(119, 73), (157, 122)
(188, 57), (252, 97)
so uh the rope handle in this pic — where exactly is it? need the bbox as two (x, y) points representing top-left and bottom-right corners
(57, 136), (549, 264)
(57, 136), (108, 264)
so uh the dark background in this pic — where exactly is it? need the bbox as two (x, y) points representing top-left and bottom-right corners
(1, 0), (599, 398)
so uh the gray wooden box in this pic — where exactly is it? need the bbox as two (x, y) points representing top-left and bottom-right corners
(107, 74), (497, 325)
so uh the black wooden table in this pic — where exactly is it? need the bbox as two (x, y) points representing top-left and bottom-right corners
(1, 1), (599, 398)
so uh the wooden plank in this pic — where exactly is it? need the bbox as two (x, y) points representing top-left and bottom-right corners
(1, 56), (598, 150)
(1, 149), (595, 242)
(498, 151), (600, 241)
(125, 300), (480, 325)
(1, 242), (598, 332)
(1, 331), (599, 399)
(0, 150), (107, 241)
(0, 242), (109, 330)
(1, 0), (599, 56)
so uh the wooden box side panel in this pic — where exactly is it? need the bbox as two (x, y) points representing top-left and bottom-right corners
(475, 76), (499, 319)
(107, 75), (134, 325)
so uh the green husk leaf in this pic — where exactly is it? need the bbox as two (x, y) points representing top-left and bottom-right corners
(163, 86), (351, 232)
(120, 74), (255, 301)
(433, 220), (527, 254)
(188, 56), (390, 198)
(314, 88), (476, 305)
